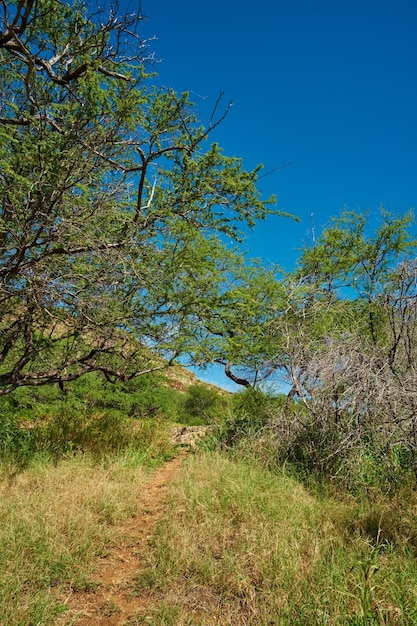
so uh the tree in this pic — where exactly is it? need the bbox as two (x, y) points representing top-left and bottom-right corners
(299, 208), (416, 342)
(265, 210), (417, 483)
(279, 208), (416, 412)
(0, 0), (284, 394)
(166, 243), (287, 389)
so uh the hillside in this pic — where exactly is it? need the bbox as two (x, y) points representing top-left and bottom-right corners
(3, 443), (417, 625)
(1, 374), (417, 624)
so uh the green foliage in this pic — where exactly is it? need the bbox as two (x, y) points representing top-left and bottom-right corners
(63, 373), (183, 422)
(0, 371), (183, 421)
(298, 208), (416, 344)
(214, 388), (279, 447)
(0, 406), (176, 468)
(299, 208), (416, 296)
(181, 384), (225, 425)
(36, 410), (134, 457)
(0, 414), (37, 466)
(0, 0), (286, 394)
(0, 370), (186, 466)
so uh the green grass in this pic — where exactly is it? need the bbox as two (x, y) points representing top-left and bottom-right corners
(134, 452), (417, 625)
(0, 378), (179, 625)
(0, 396), (177, 470)
(0, 453), (149, 626)
(3, 379), (417, 624)
(2, 443), (417, 624)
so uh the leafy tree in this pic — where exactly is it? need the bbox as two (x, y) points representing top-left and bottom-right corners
(262, 209), (417, 485)
(299, 208), (416, 342)
(165, 244), (288, 388)
(0, 0), (285, 394)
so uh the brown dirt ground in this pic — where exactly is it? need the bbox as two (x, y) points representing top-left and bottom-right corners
(61, 451), (188, 625)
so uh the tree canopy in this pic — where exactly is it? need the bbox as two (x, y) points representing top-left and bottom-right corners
(0, 0), (289, 393)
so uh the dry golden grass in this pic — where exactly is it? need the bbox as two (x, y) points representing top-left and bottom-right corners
(132, 452), (417, 625)
(0, 455), (148, 625)
(3, 445), (417, 625)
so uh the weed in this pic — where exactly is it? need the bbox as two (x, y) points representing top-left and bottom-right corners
(0, 414), (37, 467)
(0, 454), (148, 625)
(137, 452), (417, 625)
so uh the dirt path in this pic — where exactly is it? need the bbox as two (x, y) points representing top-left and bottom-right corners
(62, 451), (188, 625)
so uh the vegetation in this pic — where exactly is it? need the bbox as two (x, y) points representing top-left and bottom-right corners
(135, 452), (417, 625)
(182, 383), (227, 425)
(0, 454), (149, 625)
(264, 209), (417, 489)
(3, 1), (416, 486)
(0, 0), (286, 394)
(1, 0), (417, 624)
(0, 368), (227, 468)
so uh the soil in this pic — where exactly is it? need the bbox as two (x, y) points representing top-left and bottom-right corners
(61, 450), (188, 625)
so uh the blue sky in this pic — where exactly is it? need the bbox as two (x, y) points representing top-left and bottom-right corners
(139, 0), (417, 389)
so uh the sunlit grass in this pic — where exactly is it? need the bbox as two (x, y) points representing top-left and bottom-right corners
(135, 452), (417, 625)
(0, 453), (148, 625)
(2, 415), (417, 625)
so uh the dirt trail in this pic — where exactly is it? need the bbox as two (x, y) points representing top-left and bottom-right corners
(62, 450), (188, 625)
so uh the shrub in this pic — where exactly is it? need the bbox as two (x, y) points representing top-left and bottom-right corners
(216, 389), (284, 445)
(181, 384), (225, 425)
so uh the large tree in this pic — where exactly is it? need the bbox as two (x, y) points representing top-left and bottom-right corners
(265, 210), (417, 481)
(0, 0), (284, 394)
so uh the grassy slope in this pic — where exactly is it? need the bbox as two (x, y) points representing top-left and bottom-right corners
(133, 452), (417, 626)
(2, 448), (417, 624)
(2, 375), (417, 625)
(0, 454), (148, 625)
(0, 368), (225, 624)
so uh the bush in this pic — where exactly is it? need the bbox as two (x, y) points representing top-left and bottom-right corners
(0, 402), (175, 468)
(35, 410), (132, 457)
(0, 371), (185, 424)
(181, 384), (225, 425)
(214, 388), (281, 447)
(208, 388), (416, 493)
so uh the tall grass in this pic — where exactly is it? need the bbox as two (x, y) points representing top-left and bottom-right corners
(0, 385), (177, 625)
(0, 454), (148, 625)
(0, 405), (176, 472)
(133, 452), (417, 625)
(36, 409), (176, 464)
(0, 370), (226, 624)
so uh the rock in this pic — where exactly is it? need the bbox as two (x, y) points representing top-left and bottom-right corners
(171, 425), (211, 447)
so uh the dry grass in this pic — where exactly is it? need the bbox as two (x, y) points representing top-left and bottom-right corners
(132, 452), (417, 625)
(3, 445), (417, 625)
(0, 454), (148, 625)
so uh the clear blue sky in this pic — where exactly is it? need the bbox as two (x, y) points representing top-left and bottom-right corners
(138, 0), (417, 389)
